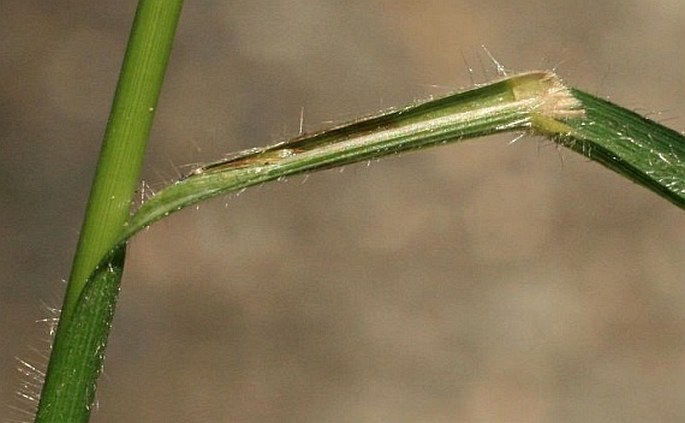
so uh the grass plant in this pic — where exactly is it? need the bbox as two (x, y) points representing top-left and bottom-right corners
(30, 1), (685, 422)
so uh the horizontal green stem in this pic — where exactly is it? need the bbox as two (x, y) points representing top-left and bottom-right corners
(115, 71), (683, 243)
(123, 71), (594, 242)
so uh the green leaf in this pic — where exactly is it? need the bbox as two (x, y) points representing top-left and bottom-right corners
(564, 89), (685, 207)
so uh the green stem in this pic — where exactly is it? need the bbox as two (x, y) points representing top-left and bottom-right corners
(35, 1), (183, 422)
(63, 0), (182, 322)
(118, 71), (683, 245)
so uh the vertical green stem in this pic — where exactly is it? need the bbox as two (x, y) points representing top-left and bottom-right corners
(64, 0), (183, 322)
(35, 1), (183, 422)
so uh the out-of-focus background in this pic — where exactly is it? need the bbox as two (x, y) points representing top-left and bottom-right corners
(2, 1), (685, 422)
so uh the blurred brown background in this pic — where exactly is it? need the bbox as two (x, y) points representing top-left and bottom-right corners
(2, 1), (685, 422)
